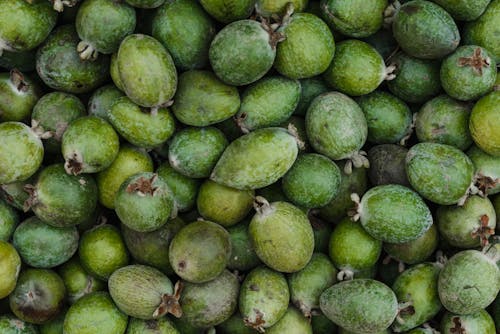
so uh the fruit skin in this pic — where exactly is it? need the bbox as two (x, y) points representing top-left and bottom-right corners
(171, 70), (240, 126)
(384, 223), (438, 264)
(152, 0), (215, 70)
(0, 122), (43, 185)
(63, 291), (128, 334)
(156, 163), (199, 212)
(266, 307), (313, 334)
(36, 25), (110, 94)
(199, 0), (255, 23)
(226, 221), (262, 272)
(320, 279), (398, 334)
(13, 216), (79, 268)
(250, 199), (314, 273)
(406, 142), (475, 205)
(211, 127), (299, 190)
(311, 313), (337, 334)
(438, 249), (500, 315)
(117, 34), (177, 108)
(367, 144), (410, 187)
(467, 144), (500, 195)
(440, 310), (496, 334)
(58, 257), (105, 304)
(126, 317), (180, 334)
(0, 198), (19, 241)
(0, 314), (38, 334)
(432, 0), (491, 21)
(0, 175), (36, 211)
(469, 90), (500, 156)
(209, 20), (275, 86)
(0, 70), (40, 122)
(392, 0), (460, 59)
(217, 312), (259, 334)
(0, 240), (21, 299)
(169, 220), (231, 283)
(88, 84), (124, 121)
(180, 270), (240, 328)
(294, 77), (329, 116)
(125, 0), (165, 8)
(274, 13), (335, 79)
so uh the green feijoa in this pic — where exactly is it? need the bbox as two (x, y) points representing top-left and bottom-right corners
(217, 312), (259, 334)
(384, 223), (438, 264)
(391, 263), (442, 332)
(256, 0), (307, 17)
(26, 164), (98, 227)
(339, 327), (391, 334)
(0, 240), (21, 299)
(406, 142), (475, 205)
(31, 91), (86, 154)
(235, 76), (301, 132)
(168, 127), (228, 179)
(170, 317), (210, 334)
(156, 163), (199, 212)
(62, 116), (120, 175)
(88, 84), (124, 121)
(227, 221), (262, 272)
(180, 270), (239, 328)
(463, 0), (500, 63)
(275, 13), (335, 79)
(318, 161), (368, 223)
(58, 257), (105, 304)
(320, 279), (398, 334)
(169, 220), (231, 283)
(279, 116), (310, 151)
(39, 309), (66, 334)
(433, 0), (490, 21)
(79, 224), (129, 280)
(266, 307), (312, 334)
(282, 153), (341, 209)
(288, 253), (337, 318)
(0, 314), (38, 334)
(391, 0), (460, 59)
(415, 95), (472, 150)
(311, 313), (337, 334)
(0, 174), (36, 211)
(357, 91), (413, 144)
(294, 77), (329, 116)
(0, 70), (40, 122)
(125, 0), (165, 8)
(0, 199), (18, 241)
(171, 70), (240, 126)
(152, 0), (215, 70)
(97, 145), (154, 209)
(441, 310), (496, 334)
(0, 0), (57, 54)
(367, 144), (411, 187)
(76, 0), (136, 60)
(438, 249), (500, 314)
(197, 180), (254, 227)
(441, 46), (496, 101)
(211, 127), (299, 190)
(249, 198), (314, 272)
(108, 264), (181, 319)
(387, 52), (442, 104)
(405, 327), (439, 334)
(121, 217), (185, 275)
(353, 184), (433, 243)
(117, 34), (177, 108)
(10, 269), (65, 324)
(0, 49), (36, 72)
(126, 317), (180, 334)
(110, 53), (125, 91)
(13, 216), (79, 268)
(320, 0), (387, 38)
(239, 266), (290, 331)
(468, 145), (500, 195)
(199, 0), (255, 23)
(209, 20), (276, 86)
(36, 25), (110, 94)
(329, 218), (382, 278)
(437, 195), (496, 249)
(469, 90), (500, 156)
(63, 292), (128, 334)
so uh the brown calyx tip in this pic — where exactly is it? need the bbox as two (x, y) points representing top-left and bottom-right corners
(10, 69), (29, 93)
(296, 300), (312, 320)
(235, 113), (250, 134)
(64, 152), (84, 175)
(348, 193), (361, 221)
(471, 214), (495, 247)
(458, 47), (490, 76)
(451, 316), (466, 334)
(396, 298), (415, 324)
(153, 281), (183, 319)
(474, 173), (499, 197)
(126, 174), (159, 196)
(253, 196), (272, 216)
(287, 123), (305, 150)
(244, 309), (266, 333)
(22, 184), (38, 212)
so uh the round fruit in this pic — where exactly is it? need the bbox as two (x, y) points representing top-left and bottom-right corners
(156, 163), (199, 212)
(58, 257), (105, 304)
(88, 84), (124, 121)
(0, 240), (21, 299)
(0, 69), (40, 122)
(266, 307), (312, 334)
(469, 90), (500, 157)
(441, 309), (496, 334)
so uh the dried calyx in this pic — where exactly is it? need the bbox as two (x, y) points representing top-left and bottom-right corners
(77, 41), (99, 61)
(51, 0), (80, 13)
(10, 69), (29, 93)
(258, 2), (295, 49)
(395, 299), (415, 324)
(253, 196), (273, 216)
(344, 151), (369, 175)
(458, 47), (490, 75)
(126, 174), (160, 197)
(348, 193), (361, 221)
(152, 281), (183, 318)
(31, 120), (54, 140)
(64, 151), (84, 175)
(22, 184), (38, 212)
(243, 309), (266, 333)
(287, 123), (305, 150)
(474, 173), (499, 197)
(471, 214), (495, 247)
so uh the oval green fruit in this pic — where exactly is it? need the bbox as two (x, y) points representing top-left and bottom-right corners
(0, 240), (21, 299)
(126, 317), (180, 334)
(266, 307), (312, 334)
(441, 310), (496, 334)
(0, 69), (40, 122)
(469, 90), (500, 157)
(0, 314), (38, 334)
(58, 257), (105, 304)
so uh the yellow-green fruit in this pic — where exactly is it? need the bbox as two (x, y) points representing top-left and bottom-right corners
(0, 241), (21, 299)
(469, 91), (500, 157)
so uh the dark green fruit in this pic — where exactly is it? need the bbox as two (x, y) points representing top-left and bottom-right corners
(156, 163), (200, 212)
(226, 221), (261, 272)
(441, 310), (496, 334)
(311, 312), (337, 334)
(38, 308), (66, 334)
(469, 90), (500, 157)
(0, 240), (21, 299)
(199, 0), (255, 23)
(266, 307), (312, 334)
(367, 144), (410, 187)
(126, 317), (180, 334)
(0, 70), (40, 122)
(0, 314), (38, 334)
(0, 49), (36, 72)
(58, 257), (105, 304)
(384, 223), (438, 264)
(432, 0), (490, 21)
(125, 0), (165, 8)
(88, 84), (124, 121)
(0, 198), (18, 241)
(294, 77), (329, 116)
(467, 144), (500, 195)
(217, 312), (259, 334)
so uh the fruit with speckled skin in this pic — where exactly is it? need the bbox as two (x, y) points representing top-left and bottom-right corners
(266, 307), (312, 334)
(406, 142), (475, 205)
(126, 317), (180, 334)
(367, 144), (410, 187)
(441, 310), (496, 334)
(211, 127), (299, 190)
(10, 269), (65, 324)
(433, 0), (490, 21)
(217, 312), (259, 334)
(256, 0), (307, 16)
(13, 217), (79, 268)
(275, 13), (334, 79)
(320, 0), (387, 38)
(0, 241), (21, 299)
(320, 279), (398, 334)
(125, 0), (164, 8)
(282, 153), (341, 208)
(79, 224), (129, 280)
(169, 220), (231, 283)
(239, 266), (290, 331)
(58, 257), (105, 304)
(468, 145), (500, 195)
(235, 76), (300, 132)
(339, 328), (391, 334)
(117, 34), (177, 108)
(391, 263), (442, 332)
(294, 77), (329, 116)
(156, 163), (199, 212)
(88, 84), (124, 121)
(0, 199), (18, 241)
(63, 292), (128, 334)
(226, 221), (261, 271)
(0, 70), (40, 122)
(0, 175), (36, 211)
(0, 314), (38, 334)
(391, 0), (460, 59)
(438, 249), (500, 314)
(62, 116), (120, 175)
(469, 90), (500, 157)
(0, 122), (43, 185)
(288, 253), (337, 318)
(0, 0), (57, 54)
(199, 0), (255, 23)
(384, 224), (438, 265)
(171, 70), (240, 126)
(180, 270), (239, 328)
(209, 20), (276, 86)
